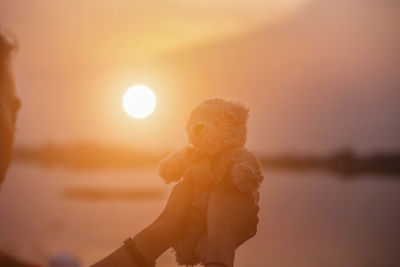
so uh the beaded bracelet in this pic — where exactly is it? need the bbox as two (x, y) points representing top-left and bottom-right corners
(205, 262), (229, 267)
(124, 237), (154, 267)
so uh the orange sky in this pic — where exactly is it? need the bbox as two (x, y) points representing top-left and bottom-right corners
(1, 0), (400, 154)
(0, 0), (308, 63)
(0, 0), (309, 150)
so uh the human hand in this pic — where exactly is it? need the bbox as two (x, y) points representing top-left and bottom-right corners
(206, 176), (259, 267)
(91, 177), (193, 267)
(134, 176), (193, 263)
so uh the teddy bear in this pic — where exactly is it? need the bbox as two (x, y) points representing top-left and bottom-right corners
(159, 98), (264, 266)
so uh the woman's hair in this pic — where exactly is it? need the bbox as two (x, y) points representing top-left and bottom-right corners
(0, 30), (16, 85)
(0, 31), (16, 57)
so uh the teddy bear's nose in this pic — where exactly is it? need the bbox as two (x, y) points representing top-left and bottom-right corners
(193, 124), (205, 136)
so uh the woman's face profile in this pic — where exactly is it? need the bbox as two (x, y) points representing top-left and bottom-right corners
(0, 58), (20, 186)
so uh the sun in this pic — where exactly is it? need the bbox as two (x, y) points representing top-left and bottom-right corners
(122, 85), (157, 119)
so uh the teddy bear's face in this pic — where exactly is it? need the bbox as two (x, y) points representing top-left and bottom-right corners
(186, 99), (249, 155)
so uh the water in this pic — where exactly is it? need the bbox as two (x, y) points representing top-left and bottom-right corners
(0, 163), (399, 267)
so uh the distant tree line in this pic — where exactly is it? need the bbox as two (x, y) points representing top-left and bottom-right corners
(13, 143), (167, 170)
(259, 149), (400, 177)
(13, 144), (400, 177)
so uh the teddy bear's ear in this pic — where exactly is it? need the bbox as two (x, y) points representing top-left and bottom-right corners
(227, 103), (249, 126)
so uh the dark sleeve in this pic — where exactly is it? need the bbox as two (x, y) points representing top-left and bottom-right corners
(0, 251), (41, 267)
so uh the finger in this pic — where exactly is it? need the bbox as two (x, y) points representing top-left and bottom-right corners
(181, 174), (193, 187)
(179, 175), (193, 199)
(254, 205), (260, 215)
(249, 224), (257, 239)
(248, 216), (259, 238)
(241, 192), (258, 205)
(244, 200), (260, 217)
(253, 191), (260, 203)
(162, 176), (193, 217)
(170, 177), (193, 202)
(237, 220), (258, 248)
(171, 175), (193, 195)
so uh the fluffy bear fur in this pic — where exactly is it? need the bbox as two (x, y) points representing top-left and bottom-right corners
(159, 98), (263, 266)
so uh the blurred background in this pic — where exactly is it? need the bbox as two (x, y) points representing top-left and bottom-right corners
(0, 0), (399, 266)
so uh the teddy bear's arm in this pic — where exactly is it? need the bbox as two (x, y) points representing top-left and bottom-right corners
(158, 146), (199, 183)
(230, 150), (264, 193)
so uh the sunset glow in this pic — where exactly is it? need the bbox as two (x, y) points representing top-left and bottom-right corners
(122, 85), (157, 119)
(2, 0), (400, 266)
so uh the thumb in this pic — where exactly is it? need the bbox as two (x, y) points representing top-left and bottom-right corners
(160, 175), (193, 220)
(173, 175), (193, 202)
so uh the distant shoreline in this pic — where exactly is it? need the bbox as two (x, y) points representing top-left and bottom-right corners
(13, 144), (400, 177)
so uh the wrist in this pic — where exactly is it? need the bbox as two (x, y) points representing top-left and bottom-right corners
(133, 220), (171, 263)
